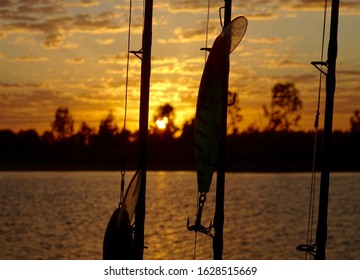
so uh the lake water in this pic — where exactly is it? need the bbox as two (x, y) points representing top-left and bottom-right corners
(0, 171), (359, 260)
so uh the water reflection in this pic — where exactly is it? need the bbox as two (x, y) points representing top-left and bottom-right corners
(0, 171), (359, 259)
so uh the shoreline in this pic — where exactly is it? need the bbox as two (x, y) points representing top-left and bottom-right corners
(1, 162), (359, 173)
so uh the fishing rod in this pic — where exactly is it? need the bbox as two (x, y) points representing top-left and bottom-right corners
(134, 0), (153, 260)
(297, 0), (339, 260)
(213, 0), (232, 260)
(103, 0), (153, 260)
(315, 0), (339, 260)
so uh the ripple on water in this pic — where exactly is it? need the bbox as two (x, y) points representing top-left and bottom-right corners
(0, 171), (359, 259)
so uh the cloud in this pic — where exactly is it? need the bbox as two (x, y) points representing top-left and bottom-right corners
(259, 58), (308, 69)
(0, 0), (359, 133)
(2, 0), (360, 51)
(0, 81), (43, 89)
(65, 0), (100, 8)
(65, 58), (85, 64)
(247, 37), (284, 44)
(0, 1), (128, 49)
(157, 19), (219, 44)
(0, 87), (67, 130)
(151, 56), (203, 76)
(156, 0), (279, 22)
(16, 0), (64, 15)
(11, 37), (37, 45)
(174, 26), (207, 42)
(9, 55), (49, 62)
(98, 53), (127, 65)
(96, 38), (115, 45)
(338, 69), (360, 76)
(70, 13), (121, 34)
(42, 33), (66, 49)
(155, 0), (211, 14)
(233, 0), (360, 20)
(245, 12), (278, 21)
(290, 0), (360, 13)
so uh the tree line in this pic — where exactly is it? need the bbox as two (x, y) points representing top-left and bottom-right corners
(1, 83), (359, 171)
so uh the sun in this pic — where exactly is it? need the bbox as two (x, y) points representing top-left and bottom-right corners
(155, 117), (168, 130)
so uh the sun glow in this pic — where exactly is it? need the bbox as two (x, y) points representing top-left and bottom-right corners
(155, 117), (168, 129)
(0, 1), (358, 134)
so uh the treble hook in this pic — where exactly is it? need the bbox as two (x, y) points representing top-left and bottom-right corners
(187, 218), (213, 237)
(228, 92), (236, 106)
(187, 192), (214, 238)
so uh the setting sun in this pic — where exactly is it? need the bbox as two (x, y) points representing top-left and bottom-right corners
(155, 117), (169, 130)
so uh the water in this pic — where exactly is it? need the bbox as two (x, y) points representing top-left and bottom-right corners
(0, 171), (359, 260)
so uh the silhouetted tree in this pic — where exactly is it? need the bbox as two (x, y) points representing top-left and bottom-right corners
(244, 121), (261, 133)
(227, 91), (243, 135)
(263, 82), (302, 132)
(17, 129), (39, 147)
(0, 130), (16, 161)
(0, 130), (16, 146)
(180, 118), (195, 141)
(99, 111), (118, 136)
(151, 103), (179, 137)
(51, 107), (74, 141)
(41, 131), (55, 145)
(76, 121), (93, 146)
(350, 109), (360, 148)
(96, 111), (118, 146)
(350, 109), (360, 134)
(16, 129), (41, 160)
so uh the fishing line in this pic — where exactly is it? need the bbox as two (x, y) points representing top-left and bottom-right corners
(192, 190), (200, 259)
(193, 231), (198, 260)
(120, 0), (134, 205)
(204, 0), (211, 63)
(142, 0), (145, 32)
(123, 0), (133, 138)
(306, 0), (328, 260)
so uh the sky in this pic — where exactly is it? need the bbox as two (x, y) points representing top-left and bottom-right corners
(1, 0), (360, 134)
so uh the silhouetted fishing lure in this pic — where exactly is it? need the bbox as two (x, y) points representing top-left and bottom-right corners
(103, 207), (134, 259)
(103, 170), (142, 259)
(195, 16), (248, 193)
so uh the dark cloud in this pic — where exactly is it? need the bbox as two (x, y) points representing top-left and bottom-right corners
(71, 13), (120, 33)
(2, 0), (358, 51)
(17, 1), (64, 14)
(42, 33), (65, 48)
(0, 1), (125, 49)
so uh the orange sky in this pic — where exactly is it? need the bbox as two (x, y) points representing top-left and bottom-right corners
(1, 0), (360, 134)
